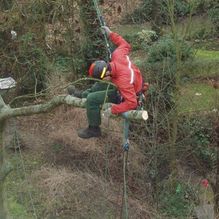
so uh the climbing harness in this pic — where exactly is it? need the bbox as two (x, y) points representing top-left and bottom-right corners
(92, 0), (112, 60)
(137, 81), (149, 110)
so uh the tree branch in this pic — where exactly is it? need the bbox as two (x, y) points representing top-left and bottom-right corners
(0, 95), (148, 121)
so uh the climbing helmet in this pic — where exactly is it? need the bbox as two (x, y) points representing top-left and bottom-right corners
(88, 60), (108, 79)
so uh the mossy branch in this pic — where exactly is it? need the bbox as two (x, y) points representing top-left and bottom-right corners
(0, 95), (148, 121)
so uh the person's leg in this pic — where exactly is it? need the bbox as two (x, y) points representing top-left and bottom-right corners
(86, 89), (117, 127)
(78, 88), (117, 138)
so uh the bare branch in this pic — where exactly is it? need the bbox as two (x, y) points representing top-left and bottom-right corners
(0, 95), (148, 121)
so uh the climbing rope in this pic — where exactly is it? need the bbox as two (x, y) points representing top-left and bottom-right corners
(103, 84), (111, 179)
(91, 2), (130, 217)
(92, 0), (112, 60)
(121, 119), (130, 219)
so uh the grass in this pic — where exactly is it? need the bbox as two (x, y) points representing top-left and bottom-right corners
(182, 58), (219, 79)
(4, 152), (44, 219)
(113, 23), (151, 36)
(195, 49), (219, 60)
(7, 198), (31, 219)
(178, 82), (218, 113)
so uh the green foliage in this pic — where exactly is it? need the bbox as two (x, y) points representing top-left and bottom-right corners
(208, 8), (219, 31)
(191, 0), (218, 14)
(145, 35), (193, 113)
(188, 23), (216, 40)
(16, 32), (49, 93)
(7, 198), (30, 219)
(54, 55), (74, 72)
(179, 116), (216, 170)
(147, 36), (193, 63)
(125, 0), (190, 24)
(124, 0), (153, 24)
(80, 0), (108, 64)
(159, 180), (198, 218)
(0, 0), (13, 10)
(124, 29), (157, 51)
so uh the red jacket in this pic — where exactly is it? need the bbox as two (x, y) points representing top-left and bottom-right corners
(109, 32), (143, 114)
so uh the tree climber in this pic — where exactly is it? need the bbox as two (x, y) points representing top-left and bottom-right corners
(73, 26), (144, 139)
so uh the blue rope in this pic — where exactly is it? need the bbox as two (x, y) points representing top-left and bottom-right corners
(123, 119), (130, 151)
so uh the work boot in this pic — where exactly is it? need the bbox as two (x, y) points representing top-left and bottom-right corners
(67, 85), (82, 98)
(77, 126), (101, 139)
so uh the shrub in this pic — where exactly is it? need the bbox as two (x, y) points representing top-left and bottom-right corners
(15, 32), (49, 94)
(158, 180), (199, 218)
(146, 36), (193, 113)
(208, 8), (219, 31)
(124, 29), (158, 51)
(178, 116), (216, 170)
(124, 0), (153, 24)
(125, 0), (190, 24)
(147, 36), (193, 63)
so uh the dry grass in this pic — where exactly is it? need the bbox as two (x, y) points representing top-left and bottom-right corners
(5, 106), (158, 218)
(31, 166), (157, 219)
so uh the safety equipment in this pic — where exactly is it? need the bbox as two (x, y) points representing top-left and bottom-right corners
(88, 60), (108, 79)
(77, 126), (101, 139)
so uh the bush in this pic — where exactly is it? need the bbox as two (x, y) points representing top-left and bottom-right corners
(124, 0), (153, 24)
(147, 36), (193, 63)
(178, 116), (216, 170)
(158, 180), (199, 218)
(125, 0), (190, 24)
(146, 36), (193, 113)
(208, 8), (219, 31)
(14, 32), (49, 94)
(124, 29), (158, 51)
(191, 0), (217, 14)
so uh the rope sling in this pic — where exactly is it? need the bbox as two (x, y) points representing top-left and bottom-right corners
(92, 1), (130, 218)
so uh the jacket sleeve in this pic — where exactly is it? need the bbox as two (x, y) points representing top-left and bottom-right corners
(109, 32), (131, 57)
(111, 83), (137, 114)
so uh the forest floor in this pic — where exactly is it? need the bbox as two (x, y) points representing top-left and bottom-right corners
(4, 107), (158, 219)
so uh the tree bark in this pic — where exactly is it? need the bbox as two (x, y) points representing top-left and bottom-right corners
(0, 95), (148, 121)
